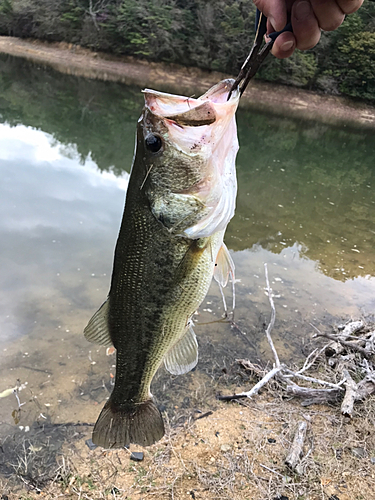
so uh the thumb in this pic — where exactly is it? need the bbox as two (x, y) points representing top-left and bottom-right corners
(253, 0), (287, 31)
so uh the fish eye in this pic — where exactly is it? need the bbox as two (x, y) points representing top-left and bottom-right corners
(145, 134), (163, 153)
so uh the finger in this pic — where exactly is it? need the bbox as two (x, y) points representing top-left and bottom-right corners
(271, 32), (296, 59)
(337, 0), (364, 15)
(310, 0), (345, 31)
(291, 0), (321, 51)
(253, 0), (287, 31)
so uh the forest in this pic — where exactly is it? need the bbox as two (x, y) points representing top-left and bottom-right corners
(0, 0), (374, 101)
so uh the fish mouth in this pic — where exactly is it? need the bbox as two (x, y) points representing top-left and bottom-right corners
(142, 79), (239, 126)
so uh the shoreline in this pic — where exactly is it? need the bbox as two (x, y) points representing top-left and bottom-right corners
(0, 36), (375, 129)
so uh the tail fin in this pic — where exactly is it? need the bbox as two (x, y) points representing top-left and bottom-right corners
(92, 398), (165, 448)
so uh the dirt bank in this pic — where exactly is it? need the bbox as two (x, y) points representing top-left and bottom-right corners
(1, 36), (375, 129)
(2, 396), (375, 500)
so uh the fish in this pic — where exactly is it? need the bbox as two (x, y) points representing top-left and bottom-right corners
(84, 79), (240, 449)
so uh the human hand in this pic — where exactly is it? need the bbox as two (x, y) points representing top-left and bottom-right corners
(253, 0), (364, 58)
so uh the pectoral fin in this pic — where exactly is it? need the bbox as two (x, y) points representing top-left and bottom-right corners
(164, 323), (198, 375)
(213, 243), (235, 287)
(213, 243), (236, 312)
(84, 298), (113, 347)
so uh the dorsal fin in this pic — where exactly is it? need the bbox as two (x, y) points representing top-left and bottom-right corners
(164, 323), (198, 375)
(84, 299), (113, 347)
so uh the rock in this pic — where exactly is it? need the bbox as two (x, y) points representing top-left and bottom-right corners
(370, 457), (375, 464)
(220, 444), (231, 452)
(352, 447), (366, 459)
(130, 451), (144, 461)
(268, 438), (276, 443)
(85, 438), (97, 450)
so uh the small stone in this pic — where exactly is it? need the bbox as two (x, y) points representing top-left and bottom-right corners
(352, 447), (366, 459)
(220, 444), (231, 452)
(130, 451), (144, 461)
(370, 457), (375, 464)
(268, 438), (276, 443)
(85, 439), (97, 450)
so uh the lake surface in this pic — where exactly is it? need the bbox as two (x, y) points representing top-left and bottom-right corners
(0, 54), (374, 439)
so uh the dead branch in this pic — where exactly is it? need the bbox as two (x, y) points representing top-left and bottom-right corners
(285, 421), (308, 470)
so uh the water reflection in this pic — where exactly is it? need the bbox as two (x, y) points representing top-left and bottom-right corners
(0, 124), (128, 344)
(0, 55), (374, 438)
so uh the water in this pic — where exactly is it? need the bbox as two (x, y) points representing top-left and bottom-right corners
(0, 54), (374, 440)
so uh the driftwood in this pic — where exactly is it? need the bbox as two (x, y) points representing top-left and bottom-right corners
(218, 264), (375, 416)
(341, 369), (358, 417)
(285, 421), (308, 470)
(285, 385), (341, 406)
(313, 331), (373, 360)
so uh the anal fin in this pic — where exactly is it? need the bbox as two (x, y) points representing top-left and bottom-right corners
(84, 298), (113, 347)
(164, 323), (198, 375)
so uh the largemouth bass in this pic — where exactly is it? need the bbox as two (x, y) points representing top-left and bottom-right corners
(84, 79), (240, 448)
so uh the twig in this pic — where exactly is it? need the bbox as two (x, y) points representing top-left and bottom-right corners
(217, 365), (283, 401)
(296, 345), (329, 375)
(285, 421), (308, 470)
(13, 389), (26, 409)
(283, 368), (345, 390)
(259, 463), (285, 478)
(264, 263), (280, 368)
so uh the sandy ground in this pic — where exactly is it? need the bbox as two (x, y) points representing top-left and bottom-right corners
(0, 36), (375, 129)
